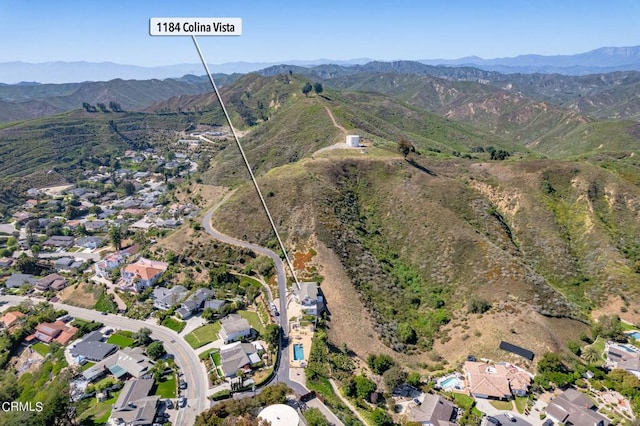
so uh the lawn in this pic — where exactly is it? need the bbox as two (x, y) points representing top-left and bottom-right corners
(81, 361), (96, 372)
(107, 332), (134, 349)
(78, 389), (121, 425)
(31, 342), (49, 357)
(154, 374), (177, 399)
(238, 310), (265, 335)
(490, 400), (514, 411)
(162, 317), (186, 333)
(451, 393), (483, 417)
(515, 396), (528, 414)
(185, 322), (221, 349)
(94, 292), (117, 313)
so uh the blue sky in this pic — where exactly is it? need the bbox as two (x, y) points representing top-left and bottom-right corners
(1, 0), (639, 66)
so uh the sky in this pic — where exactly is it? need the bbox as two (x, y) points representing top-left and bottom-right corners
(0, 0), (639, 66)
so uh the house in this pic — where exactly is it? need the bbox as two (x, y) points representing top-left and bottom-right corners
(606, 343), (640, 378)
(0, 311), (25, 329)
(71, 332), (118, 362)
(294, 282), (324, 316)
(94, 245), (138, 278)
(0, 257), (14, 269)
(152, 285), (188, 311)
(218, 341), (262, 377)
(76, 236), (105, 249)
(175, 288), (214, 319)
(84, 220), (107, 233)
(406, 394), (457, 426)
(43, 235), (75, 248)
(204, 299), (227, 311)
(464, 361), (531, 400)
(26, 321), (78, 345)
(546, 388), (610, 426)
(109, 378), (160, 426)
(35, 273), (67, 292)
(120, 257), (168, 292)
(102, 347), (154, 379)
(5, 273), (37, 289)
(219, 314), (252, 344)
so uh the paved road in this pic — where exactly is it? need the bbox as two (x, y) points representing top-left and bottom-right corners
(476, 399), (536, 426)
(202, 198), (344, 424)
(0, 295), (208, 426)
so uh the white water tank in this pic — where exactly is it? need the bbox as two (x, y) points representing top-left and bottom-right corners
(346, 134), (360, 147)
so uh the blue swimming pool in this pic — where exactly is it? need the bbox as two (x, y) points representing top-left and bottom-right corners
(293, 344), (304, 361)
(440, 377), (460, 389)
(628, 332), (640, 340)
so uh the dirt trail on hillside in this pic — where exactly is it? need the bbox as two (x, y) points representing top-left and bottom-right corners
(324, 105), (347, 135)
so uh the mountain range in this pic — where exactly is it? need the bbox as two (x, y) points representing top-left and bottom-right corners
(3, 45), (640, 84)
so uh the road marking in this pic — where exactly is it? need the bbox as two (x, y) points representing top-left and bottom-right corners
(192, 35), (301, 289)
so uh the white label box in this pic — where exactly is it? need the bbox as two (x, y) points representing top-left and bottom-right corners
(150, 18), (242, 36)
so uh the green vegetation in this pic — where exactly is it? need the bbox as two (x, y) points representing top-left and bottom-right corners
(31, 342), (49, 357)
(161, 316), (186, 333)
(154, 374), (176, 398)
(107, 332), (134, 349)
(94, 292), (117, 313)
(185, 322), (221, 349)
(78, 389), (121, 425)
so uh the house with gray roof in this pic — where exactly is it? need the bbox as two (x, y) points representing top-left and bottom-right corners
(93, 347), (154, 380)
(110, 378), (160, 426)
(546, 388), (610, 426)
(406, 394), (457, 426)
(606, 342), (640, 378)
(218, 341), (262, 377)
(175, 288), (214, 319)
(35, 273), (67, 292)
(218, 314), (252, 344)
(204, 299), (227, 311)
(294, 282), (324, 316)
(76, 236), (105, 250)
(6, 273), (37, 289)
(152, 285), (188, 311)
(43, 235), (75, 248)
(71, 340), (118, 362)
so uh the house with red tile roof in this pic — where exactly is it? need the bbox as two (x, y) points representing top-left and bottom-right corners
(120, 257), (168, 292)
(464, 361), (532, 400)
(26, 320), (78, 345)
(0, 311), (25, 329)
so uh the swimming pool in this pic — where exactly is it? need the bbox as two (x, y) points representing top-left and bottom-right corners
(628, 332), (640, 341)
(440, 377), (460, 389)
(293, 344), (304, 361)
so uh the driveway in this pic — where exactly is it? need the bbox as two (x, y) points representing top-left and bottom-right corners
(475, 399), (539, 426)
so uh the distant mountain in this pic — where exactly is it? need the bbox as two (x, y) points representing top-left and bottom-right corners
(0, 59), (374, 84)
(420, 45), (640, 75)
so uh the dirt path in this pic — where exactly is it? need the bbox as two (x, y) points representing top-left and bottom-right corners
(329, 378), (368, 424)
(324, 105), (347, 135)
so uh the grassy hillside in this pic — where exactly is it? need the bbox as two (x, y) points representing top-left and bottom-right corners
(210, 153), (640, 362)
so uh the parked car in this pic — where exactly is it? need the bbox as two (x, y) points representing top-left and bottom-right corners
(542, 420), (554, 426)
(413, 398), (421, 405)
(165, 399), (174, 409)
(504, 412), (516, 423)
(486, 416), (502, 425)
(178, 397), (187, 408)
(179, 380), (187, 390)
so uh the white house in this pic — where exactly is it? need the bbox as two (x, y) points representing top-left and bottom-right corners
(294, 282), (323, 316)
(218, 314), (252, 344)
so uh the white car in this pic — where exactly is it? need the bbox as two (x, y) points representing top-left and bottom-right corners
(504, 412), (516, 422)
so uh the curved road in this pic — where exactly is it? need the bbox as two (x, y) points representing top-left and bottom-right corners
(201, 198), (307, 395)
(0, 295), (207, 426)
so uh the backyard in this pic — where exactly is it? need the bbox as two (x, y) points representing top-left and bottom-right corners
(78, 389), (121, 425)
(154, 373), (177, 398)
(107, 332), (134, 349)
(185, 322), (221, 349)
(31, 342), (49, 357)
(238, 310), (265, 335)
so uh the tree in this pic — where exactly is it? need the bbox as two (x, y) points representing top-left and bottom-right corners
(109, 101), (122, 112)
(264, 324), (280, 351)
(383, 365), (407, 391)
(313, 82), (323, 95)
(97, 102), (109, 112)
(397, 136), (415, 158)
(407, 371), (422, 387)
(467, 298), (491, 314)
(368, 354), (395, 375)
(370, 408), (394, 426)
(134, 327), (153, 346)
(304, 407), (329, 426)
(354, 374), (376, 400)
(582, 345), (602, 364)
(147, 341), (166, 360)
(593, 314), (625, 342)
(302, 82), (313, 97)
(398, 322), (417, 344)
(15, 254), (40, 274)
(121, 180), (136, 196)
(109, 226), (123, 250)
